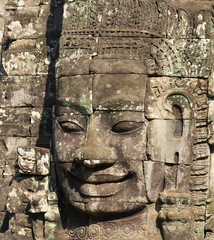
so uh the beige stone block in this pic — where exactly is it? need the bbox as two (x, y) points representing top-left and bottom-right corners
(56, 58), (90, 77)
(0, 75), (54, 108)
(2, 43), (49, 75)
(144, 161), (164, 202)
(0, 177), (11, 211)
(0, 108), (31, 136)
(193, 143), (210, 159)
(90, 59), (148, 74)
(93, 74), (147, 111)
(30, 108), (52, 138)
(0, 137), (31, 160)
(57, 75), (93, 115)
(5, 5), (50, 39)
(6, 0), (42, 7)
(191, 191), (207, 206)
(147, 119), (194, 164)
(190, 175), (208, 191)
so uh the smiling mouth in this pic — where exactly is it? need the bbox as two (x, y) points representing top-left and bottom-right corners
(79, 179), (130, 197)
(68, 167), (134, 197)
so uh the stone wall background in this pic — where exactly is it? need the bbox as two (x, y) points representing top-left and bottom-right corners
(0, 0), (213, 239)
(0, 0), (56, 238)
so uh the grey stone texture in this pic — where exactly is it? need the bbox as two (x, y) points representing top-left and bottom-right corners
(0, 0), (213, 239)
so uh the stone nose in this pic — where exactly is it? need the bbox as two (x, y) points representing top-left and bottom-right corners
(82, 115), (117, 163)
(81, 159), (115, 168)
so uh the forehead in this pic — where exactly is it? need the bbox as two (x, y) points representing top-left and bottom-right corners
(56, 58), (148, 114)
(57, 57), (148, 76)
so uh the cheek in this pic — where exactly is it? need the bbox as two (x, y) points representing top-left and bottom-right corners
(111, 129), (147, 161)
(54, 125), (86, 162)
(56, 163), (83, 202)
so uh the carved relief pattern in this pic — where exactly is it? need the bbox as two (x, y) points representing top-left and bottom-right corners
(146, 76), (209, 238)
(66, 214), (148, 240)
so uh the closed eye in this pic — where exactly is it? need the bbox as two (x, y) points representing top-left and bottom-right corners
(59, 121), (84, 133)
(112, 121), (143, 133)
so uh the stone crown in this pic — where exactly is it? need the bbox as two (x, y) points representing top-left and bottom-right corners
(62, 0), (166, 37)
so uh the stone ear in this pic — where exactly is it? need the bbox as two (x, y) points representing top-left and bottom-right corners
(163, 91), (194, 120)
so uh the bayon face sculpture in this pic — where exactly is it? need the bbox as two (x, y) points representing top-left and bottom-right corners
(54, 59), (200, 239)
(51, 1), (211, 239)
(0, 0), (213, 240)
(55, 60), (149, 217)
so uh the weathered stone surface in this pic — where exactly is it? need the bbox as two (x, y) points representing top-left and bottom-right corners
(0, 137), (30, 160)
(0, 108), (31, 136)
(90, 59), (148, 74)
(147, 120), (194, 164)
(208, 101), (214, 145)
(176, 39), (212, 78)
(6, 0), (48, 7)
(30, 108), (52, 137)
(57, 75), (93, 115)
(159, 192), (194, 240)
(0, 177), (11, 211)
(0, 0), (213, 239)
(0, 108), (52, 137)
(4, 4), (50, 39)
(18, 147), (50, 175)
(205, 198), (214, 232)
(93, 74), (147, 111)
(145, 77), (208, 120)
(144, 161), (165, 202)
(167, 3), (214, 39)
(2, 39), (49, 76)
(0, 76), (54, 108)
(208, 54), (214, 98)
(32, 216), (45, 240)
(208, 148), (214, 198)
(9, 213), (33, 240)
(6, 177), (37, 214)
(56, 58), (90, 78)
(55, 111), (147, 162)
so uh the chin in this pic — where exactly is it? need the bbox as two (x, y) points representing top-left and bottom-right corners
(70, 199), (146, 219)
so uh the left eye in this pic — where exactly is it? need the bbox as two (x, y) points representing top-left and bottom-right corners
(112, 121), (143, 133)
(59, 121), (84, 133)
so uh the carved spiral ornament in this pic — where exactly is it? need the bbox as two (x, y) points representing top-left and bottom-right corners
(76, 226), (87, 240)
(88, 225), (100, 239)
(120, 223), (136, 238)
(102, 223), (117, 239)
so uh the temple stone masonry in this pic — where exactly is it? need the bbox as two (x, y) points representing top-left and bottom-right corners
(0, 0), (213, 239)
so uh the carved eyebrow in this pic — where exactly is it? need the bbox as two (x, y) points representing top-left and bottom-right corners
(93, 99), (144, 111)
(56, 101), (92, 115)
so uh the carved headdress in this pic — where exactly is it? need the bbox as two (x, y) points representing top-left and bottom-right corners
(59, 0), (182, 76)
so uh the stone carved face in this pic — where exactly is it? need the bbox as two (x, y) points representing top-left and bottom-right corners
(54, 58), (149, 217)
(54, 57), (197, 220)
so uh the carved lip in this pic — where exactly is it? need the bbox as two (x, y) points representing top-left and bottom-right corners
(68, 169), (133, 197)
(79, 179), (130, 197)
(70, 163), (132, 184)
(71, 171), (132, 184)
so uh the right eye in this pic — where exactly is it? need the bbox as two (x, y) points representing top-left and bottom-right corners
(112, 121), (143, 133)
(58, 121), (84, 133)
